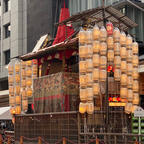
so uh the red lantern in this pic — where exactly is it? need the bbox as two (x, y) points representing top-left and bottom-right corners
(106, 22), (113, 36)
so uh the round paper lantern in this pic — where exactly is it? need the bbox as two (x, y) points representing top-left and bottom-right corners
(114, 69), (121, 81)
(120, 87), (127, 99)
(92, 25), (100, 40)
(15, 96), (21, 105)
(121, 60), (127, 73)
(113, 28), (120, 42)
(93, 83), (100, 95)
(100, 42), (107, 55)
(9, 97), (15, 106)
(79, 45), (87, 58)
(9, 86), (14, 95)
(114, 56), (121, 68)
(127, 89), (133, 102)
(93, 68), (99, 81)
(8, 65), (14, 75)
(100, 69), (107, 82)
(22, 90), (27, 99)
(80, 88), (87, 101)
(132, 68), (139, 80)
(79, 28), (86, 44)
(32, 59), (38, 65)
(21, 61), (26, 69)
(132, 42), (138, 55)
(127, 50), (133, 63)
(86, 102), (94, 114)
(22, 100), (28, 111)
(86, 73), (93, 87)
(120, 32), (126, 46)
(93, 41), (100, 53)
(131, 105), (138, 113)
(85, 29), (92, 44)
(79, 61), (86, 73)
(86, 59), (93, 72)
(10, 107), (15, 115)
(27, 88), (33, 97)
(33, 65), (37, 75)
(127, 76), (133, 89)
(93, 54), (99, 67)
(87, 87), (93, 101)
(100, 26), (107, 42)
(26, 60), (32, 67)
(114, 43), (120, 56)
(126, 35), (133, 48)
(15, 85), (20, 95)
(107, 36), (114, 49)
(26, 79), (32, 87)
(107, 50), (114, 62)
(15, 106), (21, 114)
(133, 93), (139, 105)
(22, 79), (26, 88)
(120, 47), (127, 59)
(80, 75), (86, 87)
(132, 55), (139, 67)
(26, 68), (32, 77)
(15, 63), (21, 73)
(15, 74), (20, 83)
(8, 76), (14, 85)
(21, 69), (26, 78)
(125, 102), (132, 114)
(127, 63), (133, 76)
(106, 22), (113, 36)
(79, 102), (86, 114)
(86, 45), (93, 58)
(133, 80), (139, 92)
(121, 74), (127, 86)
(100, 56), (107, 69)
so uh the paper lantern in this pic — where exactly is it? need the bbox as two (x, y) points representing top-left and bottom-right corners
(32, 59), (38, 65)
(132, 67), (139, 80)
(15, 63), (21, 73)
(93, 83), (100, 95)
(121, 74), (127, 86)
(100, 69), (107, 82)
(132, 42), (138, 55)
(15, 96), (21, 105)
(86, 73), (93, 87)
(120, 47), (127, 59)
(114, 56), (121, 68)
(80, 88), (87, 101)
(26, 68), (32, 77)
(79, 28), (86, 44)
(33, 65), (37, 75)
(127, 76), (133, 89)
(93, 54), (99, 67)
(9, 97), (15, 106)
(15, 74), (20, 83)
(100, 42), (107, 55)
(120, 87), (127, 99)
(8, 76), (14, 85)
(85, 29), (92, 44)
(21, 79), (26, 88)
(21, 69), (26, 78)
(114, 43), (120, 56)
(79, 102), (86, 114)
(127, 50), (133, 63)
(93, 41), (100, 53)
(93, 68), (99, 81)
(100, 26), (107, 42)
(26, 79), (32, 87)
(26, 60), (32, 67)
(80, 75), (86, 87)
(107, 36), (114, 49)
(127, 63), (133, 76)
(22, 90), (27, 99)
(27, 88), (33, 97)
(126, 35), (133, 48)
(79, 45), (87, 58)
(133, 93), (139, 105)
(8, 65), (14, 75)
(15, 85), (20, 95)
(87, 87), (93, 101)
(92, 25), (100, 40)
(125, 102), (132, 114)
(133, 80), (139, 92)
(100, 56), (107, 69)
(15, 106), (21, 114)
(106, 22), (113, 35)
(9, 86), (14, 95)
(127, 89), (133, 102)
(86, 59), (93, 72)
(86, 102), (94, 114)
(131, 105), (138, 113)
(86, 45), (93, 58)
(107, 50), (114, 62)
(10, 107), (15, 115)
(121, 60), (127, 73)
(21, 61), (26, 69)
(120, 32), (126, 46)
(79, 61), (86, 73)
(114, 69), (121, 81)
(113, 28), (120, 42)
(132, 55), (139, 67)
(22, 100), (28, 111)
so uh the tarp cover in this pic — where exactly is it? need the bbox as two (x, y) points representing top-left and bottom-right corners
(0, 107), (12, 120)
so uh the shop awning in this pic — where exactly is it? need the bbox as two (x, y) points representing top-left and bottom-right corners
(0, 107), (12, 120)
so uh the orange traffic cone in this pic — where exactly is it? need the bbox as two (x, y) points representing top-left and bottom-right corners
(7, 136), (11, 144)
(96, 138), (99, 144)
(20, 136), (23, 144)
(63, 137), (66, 144)
(38, 137), (42, 144)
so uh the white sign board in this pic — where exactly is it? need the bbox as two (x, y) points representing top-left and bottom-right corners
(134, 106), (144, 117)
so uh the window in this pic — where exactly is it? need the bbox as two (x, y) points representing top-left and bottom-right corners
(4, 0), (10, 13)
(4, 50), (10, 65)
(4, 23), (10, 38)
